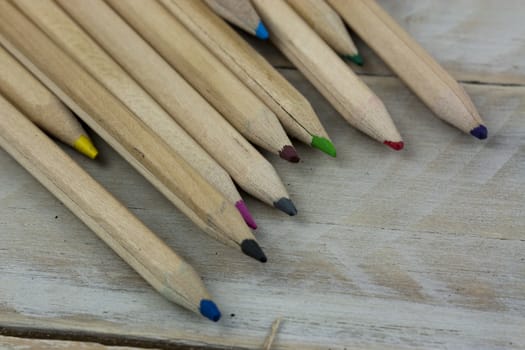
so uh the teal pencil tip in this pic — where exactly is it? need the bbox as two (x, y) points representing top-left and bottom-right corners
(255, 21), (269, 40)
(311, 135), (336, 157)
(344, 53), (364, 66)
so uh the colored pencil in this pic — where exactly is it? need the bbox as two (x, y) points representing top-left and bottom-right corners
(0, 0), (267, 262)
(204, 0), (269, 39)
(160, 0), (336, 157)
(252, 0), (404, 150)
(61, 0), (297, 216)
(0, 44), (98, 159)
(287, 0), (362, 65)
(328, 0), (487, 139)
(105, 0), (299, 164)
(15, 0), (257, 230)
(0, 93), (221, 322)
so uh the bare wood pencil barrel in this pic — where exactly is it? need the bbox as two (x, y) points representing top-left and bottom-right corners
(0, 44), (98, 159)
(0, 94), (220, 321)
(14, 0), (257, 229)
(0, 0), (266, 262)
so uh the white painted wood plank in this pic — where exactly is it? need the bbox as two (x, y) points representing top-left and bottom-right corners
(1, 71), (524, 349)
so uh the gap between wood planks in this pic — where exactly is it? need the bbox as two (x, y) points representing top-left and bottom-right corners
(275, 67), (525, 89)
(0, 325), (225, 350)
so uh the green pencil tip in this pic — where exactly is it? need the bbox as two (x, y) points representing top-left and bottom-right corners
(344, 53), (364, 66)
(311, 135), (336, 157)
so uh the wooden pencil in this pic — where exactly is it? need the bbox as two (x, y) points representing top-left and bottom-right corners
(252, 0), (404, 150)
(160, 0), (336, 157)
(287, 0), (362, 65)
(0, 93), (221, 322)
(328, 0), (488, 139)
(104, 0), (299, 164)
(204, 0), (269, 39)
(0, 0), (267, 262)
(15, 0), (257, 230)
(60, 0), (297, 216)
(0, 44), (98, 159)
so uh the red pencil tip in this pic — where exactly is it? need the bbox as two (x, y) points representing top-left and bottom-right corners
(384, 140), (404, 151)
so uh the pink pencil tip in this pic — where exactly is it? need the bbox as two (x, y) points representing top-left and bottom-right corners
(235, 200), (258, 229)
(384, 140), (404, 151)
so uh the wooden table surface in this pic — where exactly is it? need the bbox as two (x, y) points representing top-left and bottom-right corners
(1, 1), (524, 349)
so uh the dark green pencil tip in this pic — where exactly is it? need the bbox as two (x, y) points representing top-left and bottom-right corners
(344, 53), (364, 66)
(311, 135), (336, 157)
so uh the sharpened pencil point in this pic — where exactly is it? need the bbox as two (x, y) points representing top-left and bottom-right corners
(200, 299), (221, 322)
(273, 197), (297, 216)
(241, 239), (267, 262)
(255, 21), (269, 40)
(470, 125), (488, 140)
(311, 135), (336, 157)
(235, 200), (257, 229)
(384, 140), (404, 151)
(344, 54), (364, 66)
(279, 145), (300, 163)
(73, 135), (99, 159)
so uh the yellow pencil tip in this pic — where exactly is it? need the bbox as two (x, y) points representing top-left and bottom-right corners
(73, 135), (99, 159)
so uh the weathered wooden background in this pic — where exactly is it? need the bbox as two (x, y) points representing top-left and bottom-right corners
(1, 1), (524, 349)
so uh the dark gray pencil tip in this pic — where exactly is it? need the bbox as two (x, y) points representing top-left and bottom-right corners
(273, 197), (297, 216)
(241, 239), (267, 263)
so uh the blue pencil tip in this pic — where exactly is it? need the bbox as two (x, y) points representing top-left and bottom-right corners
(470, 125), (488, 140)
(200, 299), (221, 322)
(255, 21), (269, 40)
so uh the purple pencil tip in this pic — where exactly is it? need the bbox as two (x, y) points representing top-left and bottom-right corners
(235, 200), (258, 229)
(279, 145), (300, 163)
(470, 125), (488, 140)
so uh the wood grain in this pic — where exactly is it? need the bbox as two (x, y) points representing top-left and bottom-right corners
(0, 335), (152, 350)
(287, 0), (359, 58)
(161, 0), (331, 150)
(204, 0), (263, 36)
(1, 69), (524, 348)
(0, 0), (259, 256)
(105, 0), (294, 159)
(252, 0), (402, 147)
(248, 0), (525, 86)
(0, 93), (214, 321)
(60, 0), (292, 211)
(14, 0), (246, 218)
(328, 0), (486, 137)
(0, 45), (95, 157)
(1, 1), (525, 349)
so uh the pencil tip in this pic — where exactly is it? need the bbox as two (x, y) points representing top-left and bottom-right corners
(279, 145), (300, 163)
(344, 53), (364, 66)
(470, 125), (488, 140)
(235, 200), (257, 229)
(273, 197), (297, 216)
(73, 135), (99, 159)
(255, 21), (269, 40)
(311, 135), (336, 157)
(241, 239), (267, 263)
(384, 140), (404, 151)
(199, 299), (221, 322)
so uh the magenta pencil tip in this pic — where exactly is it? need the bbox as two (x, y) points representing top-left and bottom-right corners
(384, 140), (404, 151)
(235, 200), (257, 229)
(279, 145), (300, 163)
